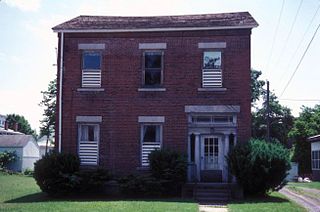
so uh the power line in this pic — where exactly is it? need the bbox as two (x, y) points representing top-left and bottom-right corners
(277, 2), (320, 85)
(271, 0), (304, 74)
(265, 0), (285, 76)
(280, 20), (320, 97)
(280, 98), (320, 102)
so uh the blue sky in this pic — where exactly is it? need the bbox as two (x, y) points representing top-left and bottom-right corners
(1, 0), (320, 131)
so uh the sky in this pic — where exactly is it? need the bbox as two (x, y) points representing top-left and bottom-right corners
(1, 0), (320, 132)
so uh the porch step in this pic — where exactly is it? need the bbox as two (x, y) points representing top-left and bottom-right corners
(194, 183), (231, 203)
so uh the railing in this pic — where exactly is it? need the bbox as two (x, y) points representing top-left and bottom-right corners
(141, 142), (161, 166)
(202, 69), (222, 87)
(79, 141), (98, 165)
(82, 69), (101, 88)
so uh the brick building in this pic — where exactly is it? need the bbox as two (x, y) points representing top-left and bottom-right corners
(53, 12), (258, 183)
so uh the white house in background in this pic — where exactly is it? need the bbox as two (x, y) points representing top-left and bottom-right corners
(37, 136), (55, 156)
(308, 135), (320, 181)
(0, 135), (40, 172)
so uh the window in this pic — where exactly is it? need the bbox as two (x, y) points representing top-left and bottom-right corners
(312, 150), (320, 170)
(191, 115), (234, 124)
(78, 124), (99, 165)
(202, 51), (222, 88)
(143, 52), (163, 86)
(82, 52), (101, 88)
(141, 124), (162, 166)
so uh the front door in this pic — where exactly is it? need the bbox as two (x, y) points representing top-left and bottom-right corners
(200, 136), (223, 182)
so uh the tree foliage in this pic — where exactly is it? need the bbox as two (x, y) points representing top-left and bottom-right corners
(289, 105), (320, 174)
(251, 69), (266, 105)
(252, 93), (294, 146)
(39, 78), (56, 138)
(6, 114), (35, 136)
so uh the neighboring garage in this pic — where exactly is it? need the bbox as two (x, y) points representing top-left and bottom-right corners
(0, 135), (40, 172)
(308, 135), (320, 181)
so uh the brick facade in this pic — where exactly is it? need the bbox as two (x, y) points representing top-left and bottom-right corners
(55, 29), (252, 175)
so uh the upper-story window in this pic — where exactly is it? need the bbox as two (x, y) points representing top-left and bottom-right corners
(143, 51), (163, 87)
(82, 52), (102, 88)
(202, 51), (222, 88)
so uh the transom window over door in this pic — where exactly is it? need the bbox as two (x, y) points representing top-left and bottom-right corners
(202, 51), (222, 88)
(143, 52), (163, 86)
(78, 124), (99, 165)
(82, 52), (102, 88)
(141, 124), (162, 166)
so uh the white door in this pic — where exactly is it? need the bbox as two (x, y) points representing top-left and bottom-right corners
(200, 136), (222, 170)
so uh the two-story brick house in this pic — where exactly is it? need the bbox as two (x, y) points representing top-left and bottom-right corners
(53, 12), (258, 183)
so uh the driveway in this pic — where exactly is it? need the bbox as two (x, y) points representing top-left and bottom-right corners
(279, 187), (320, 212)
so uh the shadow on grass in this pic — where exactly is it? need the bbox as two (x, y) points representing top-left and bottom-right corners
(5, 192), (195, 204)
(229, 194), (289, 204)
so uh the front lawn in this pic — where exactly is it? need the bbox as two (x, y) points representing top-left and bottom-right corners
(287, 182), (320, 190)
(0, 173), (197, 212)
(228, 192), (306, 212)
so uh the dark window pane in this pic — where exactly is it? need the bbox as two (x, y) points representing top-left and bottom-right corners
(83, 52), (101, 69)
(214, 116), (232, 123)
(145, 52), (162, 68)
(143, 125), (160, 143)
(196, 116), (211, 123)
(190, 134), (195, 162)
(88, 125), (95, 141)
(145, 69), (161, 85)
(80, 125), (97, 142)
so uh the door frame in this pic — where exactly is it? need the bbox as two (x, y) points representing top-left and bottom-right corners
(200, 135), (223, 171)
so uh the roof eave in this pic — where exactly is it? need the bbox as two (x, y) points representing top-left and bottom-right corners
(52, 25), (258, 33)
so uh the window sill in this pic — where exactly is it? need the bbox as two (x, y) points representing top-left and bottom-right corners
(138, 88), (166, 92)
(198, 87), (227, 92)
(136, 166), (150, 171)
(77, 88), (105, 92)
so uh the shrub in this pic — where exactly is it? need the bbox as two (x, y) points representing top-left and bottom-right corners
(149, 149), (187, 195)
(34, 152), (80, 195)
(76, 169), (112, 193)
(24, 168), (34, 176)
(118, 174), (163, 197)
(0, 151), (17, 169)
(227, 139), (291, 195)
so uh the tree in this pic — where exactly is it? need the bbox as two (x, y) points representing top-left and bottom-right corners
(39, 78), (57, 154)
(289, 105), (320, 174)
(251, 69), (266, 106)
(252, 93), (294, 146)
(6, 114), (35, 135)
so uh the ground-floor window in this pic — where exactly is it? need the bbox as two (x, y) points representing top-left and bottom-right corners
(312, 150), (320, 170)
(141, 124), (162, 166)
(78, 124), (99, 165)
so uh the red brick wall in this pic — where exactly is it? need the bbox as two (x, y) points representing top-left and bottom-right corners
(55, 29), (252, 175)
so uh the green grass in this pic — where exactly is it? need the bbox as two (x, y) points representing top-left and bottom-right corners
(228, 192), (307, 212)
(287, 182), (320, 190)
(0, 173), (197, 212)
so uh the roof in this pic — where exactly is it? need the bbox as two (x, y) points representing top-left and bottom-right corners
(0, 128), (24, 135)
(308, 135), (320, 142)
(0, 135), (36, 148)
(52, 12), (258, 33)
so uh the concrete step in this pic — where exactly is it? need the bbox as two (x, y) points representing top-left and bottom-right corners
(196, 196), (229, 202)
(196, 191), (230, 198)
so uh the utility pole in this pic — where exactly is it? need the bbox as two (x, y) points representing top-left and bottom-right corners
(266, 80), (270, 142)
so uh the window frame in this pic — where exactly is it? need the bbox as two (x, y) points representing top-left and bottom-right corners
(201, 50), (223, 88)
(312, 150), (320, 170)
(81, 51), (102, 88)
(142, 50), (164, 87)
(140, 123), (163, 167)
(77, 123), (100, 166)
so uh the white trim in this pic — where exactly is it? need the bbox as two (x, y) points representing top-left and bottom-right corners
(198, 88), (227, 92)
(198, 42), (227, 49)
(77, 88), (105, 92)
(139, 43), (167, 49)
(58, 32), (64, 153)
(138, 88), (166, 92)
(78, 43), (105, 50)
(138, 116), (165, 123)
(185, 105), (240, 113)
(53, 25), (258, 33)
(76, 116), (102, 123)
